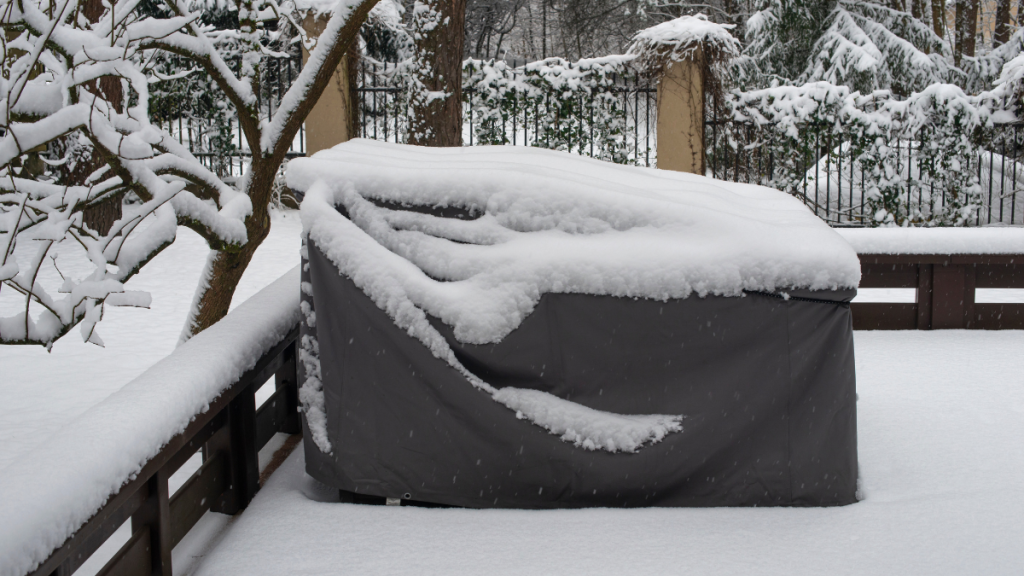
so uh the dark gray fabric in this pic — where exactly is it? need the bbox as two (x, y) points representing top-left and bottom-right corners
(302, 241), (858, 508)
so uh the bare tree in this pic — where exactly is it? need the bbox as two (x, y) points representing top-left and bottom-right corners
(1, 0), (379, 346)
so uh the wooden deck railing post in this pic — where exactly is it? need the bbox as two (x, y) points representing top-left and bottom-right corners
(129, 470), (172, 576)
(212, 388), (260, 515)
(932, 261), (967, 329)
(916, 263), (933, 329)
(276, 341), (301, 435)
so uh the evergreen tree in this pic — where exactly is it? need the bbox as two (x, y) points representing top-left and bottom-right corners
(740, 0), (953, 94)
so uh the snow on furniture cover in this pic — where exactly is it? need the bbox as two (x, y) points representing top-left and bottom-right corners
(289, 139), (861, 508)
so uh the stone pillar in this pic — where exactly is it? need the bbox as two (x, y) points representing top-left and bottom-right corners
(302, 16), (358, 155)
(655, 48), (704, 175)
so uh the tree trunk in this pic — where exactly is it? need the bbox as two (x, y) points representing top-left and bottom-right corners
(932, 0), (945, 39)
(966, 0), (978, 57)
(180, 0), (378, 341)
(954, 0), (977, 65)
(78, 0), (123, 235)
(995, 0), (1012, 46)
(182, 163), (276, 338)
(407, 0), (466, 147)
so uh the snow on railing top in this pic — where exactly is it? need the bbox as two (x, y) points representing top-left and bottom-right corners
(838, 228), (1024, 254)
(0, 268), (300, 576)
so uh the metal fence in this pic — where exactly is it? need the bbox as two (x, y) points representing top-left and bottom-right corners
(158, 55), (1023, 227)
(705, 114), (1024, 226)
(157, 54), (306, 179)
(356, 60), (658, 167)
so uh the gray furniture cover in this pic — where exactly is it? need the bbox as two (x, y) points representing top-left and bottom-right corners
(300, 235), (858, 509)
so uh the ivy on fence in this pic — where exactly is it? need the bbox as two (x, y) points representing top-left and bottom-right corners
(724, 82), (1018, 226)
(463, 56), (645, 164)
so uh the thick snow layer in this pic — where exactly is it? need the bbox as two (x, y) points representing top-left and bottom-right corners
(289, 140), (861, 341)
(627, 14), (740, 67)
(0, 216), (301, 576)
(838, 227), (1024, 254)
(291, 140), (857, 453)
(188, 330), (1024, 575)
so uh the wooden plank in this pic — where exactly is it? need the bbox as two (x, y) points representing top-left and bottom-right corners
(917, 263), (932, 329)
(973, 264), (1024, 288)
(971, 304), (1024, 329)
(932, 265), (967, 329)
(211, 386), (260, 516)
(964, 264), (976, 329)
(95, 526), (151, 576)
(163, 412), (225, 483)
(276, 343), (301, 435)
(851, 303), (918, 330)
(255, 385), (291, 452)
(27, 326), (299, 576)
(52, 487), (147, 576)
(950, 255), (1024, 265)
(859, 254), (1024, 266)
(859, 263), (919, 288)
(169, 452), (229, 548)
(130, 470), (171, 576)
(858, 254), (953, 266)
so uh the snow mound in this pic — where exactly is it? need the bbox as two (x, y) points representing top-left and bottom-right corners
(289, 140), (860, 334)
(290, 140), (858, 453)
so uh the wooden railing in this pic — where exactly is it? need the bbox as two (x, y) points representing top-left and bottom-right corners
(852, 254), (1024, 330)
(16, 252), (1022, 575)
(28, 325), (301, 576)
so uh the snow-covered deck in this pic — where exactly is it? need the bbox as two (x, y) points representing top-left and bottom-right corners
(2, 209), (1024, 575)
(187, 331), (1024, 575)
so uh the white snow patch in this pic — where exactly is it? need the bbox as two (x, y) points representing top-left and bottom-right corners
(838, 227), (1024, 254)
(189, 331), (1024, 575)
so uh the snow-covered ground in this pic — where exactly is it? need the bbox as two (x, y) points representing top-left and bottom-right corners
(190, 330), (1024, 575)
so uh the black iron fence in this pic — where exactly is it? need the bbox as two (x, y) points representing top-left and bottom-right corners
(157, 54), (1023, 227)
(356, 60), (658, 167)
(155, 54), (306, 179)
(705, 115), (1024, 227)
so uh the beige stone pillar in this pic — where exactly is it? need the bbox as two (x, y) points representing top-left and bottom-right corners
(302, 16), (357, 155)
(655, 48), (704, 175)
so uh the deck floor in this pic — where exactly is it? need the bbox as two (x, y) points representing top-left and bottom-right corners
(184, 331), (1024, 575)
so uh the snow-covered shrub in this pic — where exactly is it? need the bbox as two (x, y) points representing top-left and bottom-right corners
(463, 56), (640, 164)
(727, 81), (1001, 226)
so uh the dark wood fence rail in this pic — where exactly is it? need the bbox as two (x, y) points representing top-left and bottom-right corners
(28, 325), (301, 576)
(852, 254), (1024, 330)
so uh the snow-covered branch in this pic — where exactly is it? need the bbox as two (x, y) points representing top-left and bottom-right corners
(2, 0), (379, 346)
